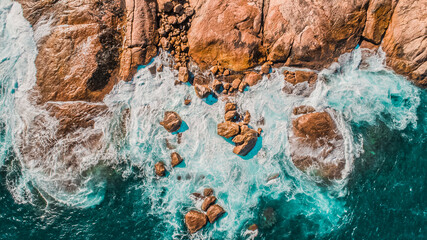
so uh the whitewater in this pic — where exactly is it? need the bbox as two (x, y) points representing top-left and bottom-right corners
(0, 1), (425, 239)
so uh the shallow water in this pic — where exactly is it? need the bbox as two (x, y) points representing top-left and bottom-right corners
(0, 2), (425, 239)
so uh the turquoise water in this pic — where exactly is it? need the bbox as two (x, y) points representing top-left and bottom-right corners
(0, 1), (425, 239)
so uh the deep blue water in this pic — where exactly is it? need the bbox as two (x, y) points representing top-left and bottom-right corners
(0, 1), (426, 239)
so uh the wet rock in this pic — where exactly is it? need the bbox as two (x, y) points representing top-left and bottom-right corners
(238, 81), (248, 92)
(203, 188), (214, 197)
(257, 128), (262, 136)
(261, 62), (271, 74)
(191, 192), (205, 200)
(171, 152), (183, 167)
(217, 122), (240, 138)
(244, 72), (262, 86)
(162, 1), (174, 13)
(243, 111), (251, 124)
(293, 105), (316, 115)
(194, 84), (212, 98)
(206, 204), (226, 223)
(213, 79), (222, 91)
(224, 110), (239, 122)
(233, 129), (258, 156)
(184, 98), (191, 105)
(232, 79), (242, 90)
(179, 67), (189, 83)
(155, 161), (166, 176)
(248, 224), (258, 231)
(185, 210), (208, 233)
(160, 111), (182, 132)
(225, 102), (237, 113)
(201, 196), (217, 211)
(290, 111), (346, 179)
(284, 70), (317, 85)
(267, 173), (280, 182)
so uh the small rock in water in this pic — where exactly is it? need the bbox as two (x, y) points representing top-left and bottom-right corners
(160, 111), (182, 132)
(185, 210), (208, 233)
(155, 162), (166, 176)
(201, 196), (217, 211)
(260, 207), (277, 228)
(184, 98), (191, 105)
(213, 79), (222, 91)
(171, 152), (183, 167)
(191, 192), (205, 200)
(203, 188), (214, 196)
(267, 173), (280, 182)
(194, 84), (212, 98)
(293, 105), (315, 115)
(157, 64), (163, 72)
(178, 66), (189, 83)
(206, 204), (225, 223)
(248, 224), (258, 231)
(225, 102), (237, 113)
(243, 111), (251, 124)
(233, 129), (258, 156)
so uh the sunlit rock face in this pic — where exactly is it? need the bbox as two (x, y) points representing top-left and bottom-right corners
(17, 0), (158, 103)
(381, 0), (427, 88)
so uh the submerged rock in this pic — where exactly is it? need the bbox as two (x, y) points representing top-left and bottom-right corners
(160, 111), (182, 132)
(185, 210), (208, 233)
(170, 152), (183, 167)
(293, 105), (316, 115)
(260, 207), (277, 228)
(206, 204), (225, 223)
(289, 110), (346, 179)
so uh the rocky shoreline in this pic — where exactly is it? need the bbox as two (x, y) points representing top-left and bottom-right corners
(12, 0), (427, 235)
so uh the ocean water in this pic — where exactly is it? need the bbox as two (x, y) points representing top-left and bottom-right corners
(0, 1), (425, 239)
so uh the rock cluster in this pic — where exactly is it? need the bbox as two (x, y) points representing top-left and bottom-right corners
(288, 107), (346, 180)
(282, 70), (318, 96)
(157, 0), (194, 69)
(185, 188), (226, 233)
(217, 103), (261, 156)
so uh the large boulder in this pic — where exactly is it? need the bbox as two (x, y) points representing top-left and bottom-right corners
(187, 0), (264, 71)
(160, 111), (182, 132)
(289, 111), (346, 180)
(185, 210), (208, 233)
(206, 204), (225, 223)
(17, 0), (158, 103)
(381, 0), (427, 88)
(217, 122), (240, 138)
(201, 196), (217, 211)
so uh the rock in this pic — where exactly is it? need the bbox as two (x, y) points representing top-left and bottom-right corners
(217, 122), (240, 138)
(293, 105), (316, 115)
(184, 98), (191, 105)
(168, 15), (177, 25)
(223, 69), (230, 76)
(185, 210), (208, 233)
(155, 161), (166, 176)
(223, 83), (231, 90)
(184, 7), (195, 17)
(225, 102), (237, 113)
(160, 37), (171, 50)
(203, 188), (214, 197)
(267, 173), (280, 182)
(362, 0), (395, 44)
(232, 79), (242, 89)
(289, 111), (346, 179)
(381, 0), (427, 88)
(194, 84), (212, 98)
(157, 64), (164, 72)
(201, 196), (217, 211)
(244, 72), (262, 86)
(191, 192), (205, 200)
(243, 111), (251, 124)
(174, 4), (183, 14)
(210, 66), (219, 75)
(162, 1), (174, 13)
(188, 0), (263, 71)
(206, 204), (226, 223)
(160, 111), (182, 132)
(179, 67), (189, 83)
(261, 62), (271, 74)
(284, 70), (317, 85)
(248, 224), (258, 231)
(238, 81), (248, 92)
(213, 79), (222, 91)
(224, 110), (239, 122)
(260, 207), (277, 228)
(232, 134), (245, 144)
(171, 152), (183, 167)
(257, 128), (262, 136)
(233, 129), (258, 156)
